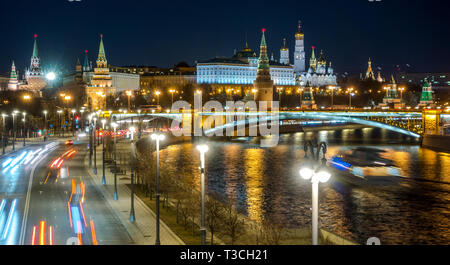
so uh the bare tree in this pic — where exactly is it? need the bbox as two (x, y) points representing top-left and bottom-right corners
(205, 193), (224, 245)
(222, 198), (246, 245)
(260, 220), (285, 245)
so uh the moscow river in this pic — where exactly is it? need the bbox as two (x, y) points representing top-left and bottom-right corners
(155, 127), (450, 244)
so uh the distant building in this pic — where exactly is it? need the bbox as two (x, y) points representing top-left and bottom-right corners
(396, 72), (450, 90)
(24, 35), (47, 91)
(8, 61), (19, 91)
(418, 79), (434, 107)
(365, 58), (376, 80)
(254, 29), (274, 105)
(0, 76), (8, 91)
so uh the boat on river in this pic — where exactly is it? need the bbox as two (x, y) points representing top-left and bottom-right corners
(329, 147), (402, 185)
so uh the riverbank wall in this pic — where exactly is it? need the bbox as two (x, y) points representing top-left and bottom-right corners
(422, 135), (450, 153)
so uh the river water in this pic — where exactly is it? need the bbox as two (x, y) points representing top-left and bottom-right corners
(155, 127), (450, 245)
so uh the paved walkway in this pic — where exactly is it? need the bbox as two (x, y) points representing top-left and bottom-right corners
(84, 141), (184, 245)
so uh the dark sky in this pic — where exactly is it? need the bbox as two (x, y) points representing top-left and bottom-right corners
(1, 0), (449, 77)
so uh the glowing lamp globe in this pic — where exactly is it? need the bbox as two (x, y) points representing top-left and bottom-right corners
(46, 72), (56, 81)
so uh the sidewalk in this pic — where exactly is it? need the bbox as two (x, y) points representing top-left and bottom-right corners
(84, 141), (184, 245)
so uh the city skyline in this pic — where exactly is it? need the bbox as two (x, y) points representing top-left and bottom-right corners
(1, 0), (449, 76)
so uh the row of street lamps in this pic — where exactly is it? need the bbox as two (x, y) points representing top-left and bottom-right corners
(86, 111), (329, 245)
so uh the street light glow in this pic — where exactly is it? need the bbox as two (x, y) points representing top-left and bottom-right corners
(46, 72), (56, 81)
(151, 134), (165, 141)
(196, 144), (209, 154)
(299, 168), (314, 180)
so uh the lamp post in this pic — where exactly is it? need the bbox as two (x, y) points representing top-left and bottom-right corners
(151, 133), (165, 245)
(347, 88), (354, 109)
(101, 119), (106, 185)
(43, 110), (48, 142)
(129, 126), (136, 222)
(329, 86), (335, 109)
(277, 87), (283, 109)
(12, 111), (18, 151)
(300, 140), (331, 245)
(169, 89), (175, 106)
(155, 90), (161, 106)
(399, 87), (405, 109)
(126, 90), (132, 112)
(57, 110), (63, 137)
(137, 109), (142, 139)
(93, 117), (98, 175)
(22, 112), (27, 147)
(112, 122), (119, 201)
(71, 109), (76, 136)
(2, 114), (6, 155)
(196, 144), (209, 245)
(251, 89), (257, 101)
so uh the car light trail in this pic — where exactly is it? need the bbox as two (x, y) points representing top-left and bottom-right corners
(90, 220), (98, 245)
(2, 158), (12, 168)
(31, 226), (37, 245)
(2, 199), (17, 240)
(39, 221), (46, 245)
(49, 226), (53, 245)
(68, 202), (73, 228)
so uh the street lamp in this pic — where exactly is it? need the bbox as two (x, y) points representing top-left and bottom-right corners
(151, 133), (166, 245)
(93, 117), (98, 175)
(328, 86), (335, 109)
(276, 87), (283, 109)
(155, 90), (161, 106)
(126, 90), (132, 111)
(300, 141), (330, 245)
(57, 110), (63, 136)
(12, 111), (18, 150)
(251, 89), (257, 101)
(22, 112), (27, 146)
(129, 126), (136, 222)
(2, 114), (7, 155)
(43, 110), (48, 142)
(169, 89), (175, 106)
(399, 87), (405, 109)
(196, 144), (209, 245)
(71, 109), (76, 136)
(89, 114), (93, 167)
(112, 122), (119, 201)
(347, 88), (354, 109)
(101, 119), (107, 185)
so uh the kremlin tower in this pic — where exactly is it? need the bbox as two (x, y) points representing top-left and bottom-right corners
(365, 58), (375, 80)
(8, 61), (19, 91)
(25, 34), (46, 91)
(280, 38), (289, 65)
(254, 28), (274, 107)
(419, 79), (434, 107)
(86, 34), (116, 110)
(294, 21), (306, 73)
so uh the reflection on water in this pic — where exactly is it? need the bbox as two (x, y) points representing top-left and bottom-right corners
(156, 128), (450, 244)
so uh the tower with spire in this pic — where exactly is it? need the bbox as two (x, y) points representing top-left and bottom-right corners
(8, 61), (19, 91)
(86, 34), (115, 110)
(301, 81), (317, 109)
(419, 79), (434, 107)
(254, 28), (274, 106)
(365, 58), (375, 80)
(83, 50), (91, 72)
(25, 34), (46, 91)
(294, 21), (306, 73)
(309, 46), (317, 72)
(280, 38), (289, 65)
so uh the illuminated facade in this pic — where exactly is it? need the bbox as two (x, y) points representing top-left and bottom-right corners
(254, 29), (274, 104)
(85, 35), (116, 110)
(365, 58), (376, 80)
(418, 79), (434, 107)
(293, 21), (306, 73)
(25, 35), (47, 91)
(8, 61), (19, 91)
(298, 47), (337, 87)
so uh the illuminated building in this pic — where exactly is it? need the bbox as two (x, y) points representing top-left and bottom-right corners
(8, 61), (19, 91)
(298, 47), (337, 87)
(365, 58), (376, 80)
(379, 75), (402, 109)
(418, 79), (434, 107)
(293, 21), (306, 72)
(85, 34), (116, 110)
(254, 28), (274, 105)
(25, 34), (47, 91)
(301, 82), (317, 109)
(280, 38), (290, 65)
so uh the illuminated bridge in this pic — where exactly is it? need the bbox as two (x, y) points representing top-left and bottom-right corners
(107, 110), (448, 138)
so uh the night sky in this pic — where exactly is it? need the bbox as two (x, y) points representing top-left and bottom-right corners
(1, 0), (449, 77)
